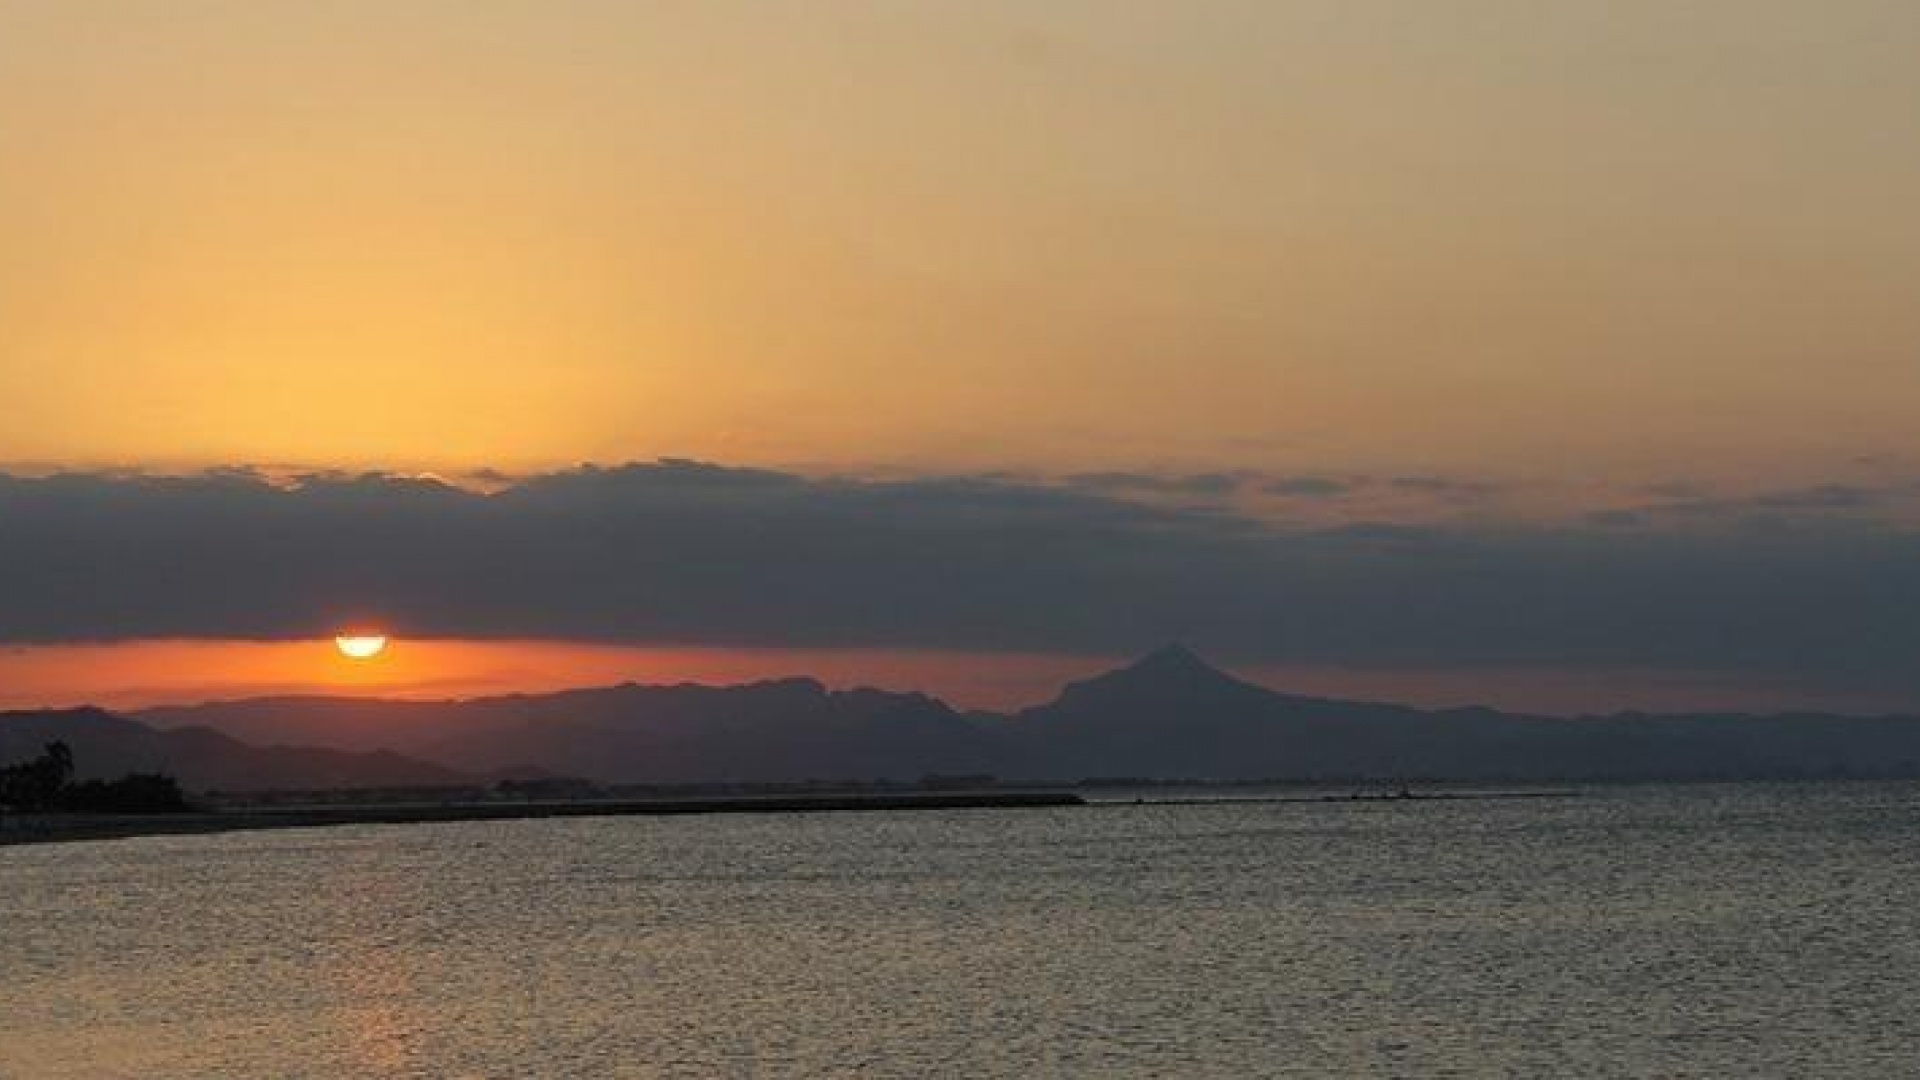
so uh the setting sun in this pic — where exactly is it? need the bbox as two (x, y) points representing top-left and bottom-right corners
(333, 634), (390, 660)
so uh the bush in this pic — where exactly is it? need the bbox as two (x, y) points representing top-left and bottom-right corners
(58, 774), (191, 814)
(0, 742), (190, 814)
(0, 741), (74, 811)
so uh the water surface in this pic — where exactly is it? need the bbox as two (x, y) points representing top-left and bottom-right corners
(3, 784), (1917, 1077)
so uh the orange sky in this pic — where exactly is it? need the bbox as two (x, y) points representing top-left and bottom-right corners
(2, 3), (1917, 714)
(5, 639), (1909, 719)
(0, 640), (1101, 714)
(1, 1), (1916, 486)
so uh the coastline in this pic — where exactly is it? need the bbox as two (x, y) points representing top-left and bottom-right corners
(0, 791), (1086, 848)
(0, 788), (1601, 848)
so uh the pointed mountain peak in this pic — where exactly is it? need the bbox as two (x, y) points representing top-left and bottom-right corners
(1022, 643), (1276, 722)
(1126, 642), (1216, 676)
(1055, 643), (1255, 702)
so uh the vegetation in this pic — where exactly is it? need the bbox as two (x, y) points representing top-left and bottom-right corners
(0, 741), (73, 811)
(0, 742), (190, 814)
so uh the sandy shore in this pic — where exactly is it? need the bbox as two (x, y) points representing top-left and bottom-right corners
(0, 791), (1087, 848)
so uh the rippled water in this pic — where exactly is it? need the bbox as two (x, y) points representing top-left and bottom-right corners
(4, 784), (1919, 1078)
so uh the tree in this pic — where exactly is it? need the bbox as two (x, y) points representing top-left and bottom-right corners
(2, 742), (192, 814)
(0, 741), (74, 811)
(59, 773), (190, 813)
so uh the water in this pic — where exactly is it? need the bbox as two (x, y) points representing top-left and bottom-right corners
(3, 784), (1918, 1078)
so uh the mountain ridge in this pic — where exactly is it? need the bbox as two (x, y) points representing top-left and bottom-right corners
(104, 647), (1920, 785)
(0, 707), (467, 793)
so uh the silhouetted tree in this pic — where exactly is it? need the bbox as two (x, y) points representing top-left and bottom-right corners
(59, 773), (190, 813)
(1, 742), (189, 814)
(0, 741), (75, 811)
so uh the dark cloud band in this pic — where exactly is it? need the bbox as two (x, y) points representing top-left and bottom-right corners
(1, 461), (1917, 701)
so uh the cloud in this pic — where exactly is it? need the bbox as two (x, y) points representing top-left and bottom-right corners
(1062, 471), (1250, 498)
(1598, 481), (1920, 528)
(1, 461), (1918, 701)
(1060, 469), (1492, 505)
(1748, 484), (1887, 511)
(1057, 468), (1368, 511)
(1261, 476), (1353, 498)
(1384, 475), (1499, 501)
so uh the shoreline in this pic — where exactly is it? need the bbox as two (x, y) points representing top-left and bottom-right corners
(0, 788), (1599, 849)
(0, 791), (1086, 848)
(1099, 790), (1583, 806)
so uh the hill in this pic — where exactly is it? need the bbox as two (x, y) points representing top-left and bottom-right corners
(0, 708), (468, 793)
(133, 648), (1920, 784)
(143, 679), (1001, 783)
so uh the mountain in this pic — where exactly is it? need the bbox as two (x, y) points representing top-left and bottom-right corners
(1002, 644), (1443, 778)
(133, 648), (1920, 784)
(143, 679), (1002, 783)
(0, 708), (468, 793)
(1005, 645), (1920, 780)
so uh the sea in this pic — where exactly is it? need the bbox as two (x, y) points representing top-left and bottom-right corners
(3, 782), (1917, 1078)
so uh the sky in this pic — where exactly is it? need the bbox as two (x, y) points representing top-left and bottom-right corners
(1, 1), (1917, 713)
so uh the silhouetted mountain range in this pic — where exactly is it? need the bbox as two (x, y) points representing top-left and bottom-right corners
(0, 707), (464, 793)
(8, 648), (1920, 792)
(104, 646), (1920, 787)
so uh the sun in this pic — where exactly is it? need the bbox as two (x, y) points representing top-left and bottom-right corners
(334, 634), (390, 660)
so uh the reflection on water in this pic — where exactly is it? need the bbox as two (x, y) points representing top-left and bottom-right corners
(334, 929), (422, 1075)
(4, 784), (1920, 1078)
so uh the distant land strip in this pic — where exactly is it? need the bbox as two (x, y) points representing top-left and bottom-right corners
(1100, 790), (1583, 806)
(0, 791), (1086, 848)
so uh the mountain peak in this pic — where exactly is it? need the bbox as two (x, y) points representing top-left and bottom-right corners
(1129, 642), (1213, 674)
(1053, 643), (1253, 704)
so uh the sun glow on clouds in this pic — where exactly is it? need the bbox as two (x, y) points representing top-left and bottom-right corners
(1, 640), (1907, 720)
(0, 640), (1107, 713)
